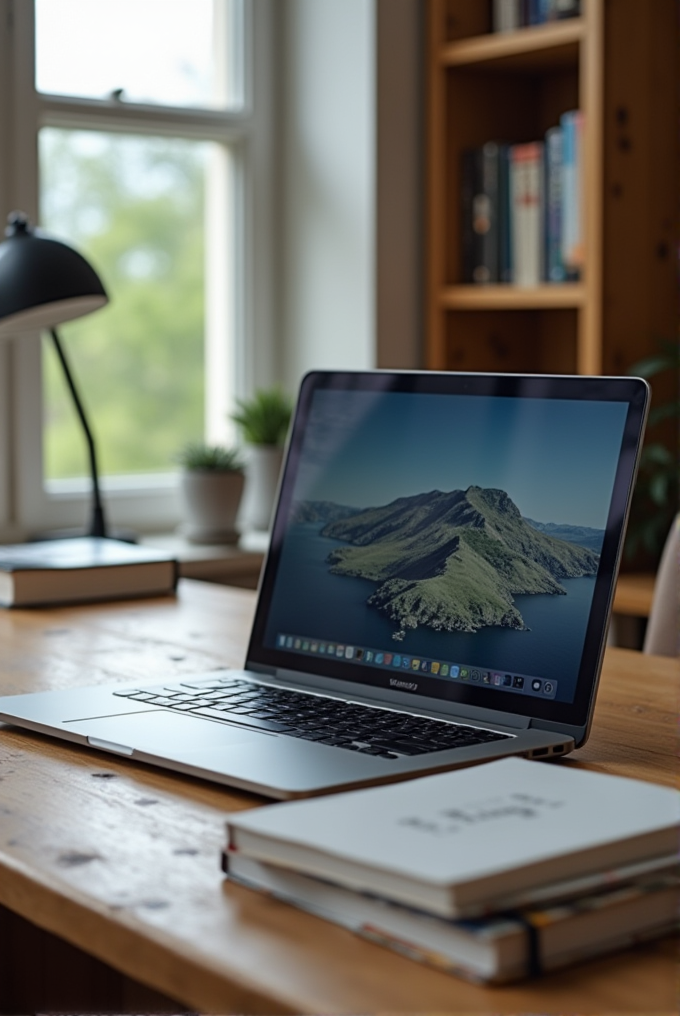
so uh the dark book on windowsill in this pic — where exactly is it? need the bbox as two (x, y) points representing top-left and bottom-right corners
(0, 537), (178, 607)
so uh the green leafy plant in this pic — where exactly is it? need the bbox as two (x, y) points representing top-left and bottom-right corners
(175, 441), (244, 472)
(231, 387), (293, 446)
(625, 339), (679, 561)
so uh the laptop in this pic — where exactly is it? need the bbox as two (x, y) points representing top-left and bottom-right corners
(0, 371), (649, 799)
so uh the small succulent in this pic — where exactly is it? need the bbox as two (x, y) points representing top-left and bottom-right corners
(231, 387), (293, 446)
(175, 441), (245, 472)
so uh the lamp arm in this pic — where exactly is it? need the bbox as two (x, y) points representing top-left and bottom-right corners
(49, 328), (107, 538)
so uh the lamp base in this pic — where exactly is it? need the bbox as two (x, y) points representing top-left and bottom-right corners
(30, 527), (138, 545)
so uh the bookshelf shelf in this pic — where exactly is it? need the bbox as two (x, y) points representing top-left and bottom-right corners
(426, 0), (678, 383)
(441, 20), (583, 70)
(441, 284), (585, 311)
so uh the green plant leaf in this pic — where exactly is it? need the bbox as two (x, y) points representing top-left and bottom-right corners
(649, 473), (670, 506)
(175, 441), (244, 472)
(232, 387), (293, 445)
(629, 340), (680, 379)
(631, 355), (675, 378)
(648, 402), (680, 427)
(640, 444), (673, 466)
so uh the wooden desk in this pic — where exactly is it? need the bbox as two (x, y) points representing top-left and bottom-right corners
(0, 581), (677, 1014)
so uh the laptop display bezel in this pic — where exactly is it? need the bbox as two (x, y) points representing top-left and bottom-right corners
(245, 370), (649, 731)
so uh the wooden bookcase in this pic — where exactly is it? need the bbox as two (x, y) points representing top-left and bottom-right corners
(425, 0), (678, 380)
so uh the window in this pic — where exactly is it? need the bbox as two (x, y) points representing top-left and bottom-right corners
(0, 0), (274, 538)
(35, 0), (239, 109)
(40, 130), (221, 481)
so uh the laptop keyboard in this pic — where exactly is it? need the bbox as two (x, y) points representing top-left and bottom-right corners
(114, 677), (513, 760)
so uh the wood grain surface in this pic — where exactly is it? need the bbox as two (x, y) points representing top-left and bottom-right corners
(0, 579), (677, 1014)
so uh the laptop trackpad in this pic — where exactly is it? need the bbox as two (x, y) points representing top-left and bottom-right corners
(70, 710), (263, 752)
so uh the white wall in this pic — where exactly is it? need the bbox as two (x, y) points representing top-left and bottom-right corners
(277, 0), (377, 391)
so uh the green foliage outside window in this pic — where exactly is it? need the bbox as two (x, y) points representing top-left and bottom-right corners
(41, 129), (209, 479)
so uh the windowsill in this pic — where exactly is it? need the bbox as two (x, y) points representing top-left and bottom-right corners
(141, 531), (267, 589)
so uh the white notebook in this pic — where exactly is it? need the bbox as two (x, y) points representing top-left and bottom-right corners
(225, 758), (680, 917)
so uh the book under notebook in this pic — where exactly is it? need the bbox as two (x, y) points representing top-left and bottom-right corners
(224, 852), (679, 984)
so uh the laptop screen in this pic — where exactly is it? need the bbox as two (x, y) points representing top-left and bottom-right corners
(247, 372), (648, 730)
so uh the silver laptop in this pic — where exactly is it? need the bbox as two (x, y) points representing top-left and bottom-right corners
(0, 371), (649, 799)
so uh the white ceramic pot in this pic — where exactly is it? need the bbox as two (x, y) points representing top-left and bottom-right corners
(237, 445), (285, 533)
(179, 470), (245, 544)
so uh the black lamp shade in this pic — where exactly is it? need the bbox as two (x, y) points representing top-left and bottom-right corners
(0, 212), (108, 336)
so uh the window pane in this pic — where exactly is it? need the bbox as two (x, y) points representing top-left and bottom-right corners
(35, 0), (240, 109)
(40, 129), (222, 480)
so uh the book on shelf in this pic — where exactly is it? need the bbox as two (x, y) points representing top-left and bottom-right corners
(461, 142), (510, 285)
(0, 537), (178, 607)
(498, 144), (512, 283)
(459, 111), (582, 287)
(460, 148), (478, 283)
(510, 141), (544, 286)
(544, 125), (566, 282)
(551, 0), (581, 19)
(224, 757), (680, 920)
(493, 0), (521, 33)
(526, 0), (551, 26)
(492, 0), (580, 32)
(224, 852), (679, 984)
(561, 108), (584, 279)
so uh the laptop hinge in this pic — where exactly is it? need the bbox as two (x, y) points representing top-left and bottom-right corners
(261, 665), (531, 730)
(529, 717), (586, 742)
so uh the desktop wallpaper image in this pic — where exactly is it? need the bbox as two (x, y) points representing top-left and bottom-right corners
(265, 390), (629, 701)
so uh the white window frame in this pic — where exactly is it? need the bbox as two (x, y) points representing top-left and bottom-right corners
(0, 0), (276, 540)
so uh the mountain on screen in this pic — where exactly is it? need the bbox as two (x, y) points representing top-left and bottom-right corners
(312, 486), (599, 635)
(290, 500), (361, 525)
(524, 518), (605, 553)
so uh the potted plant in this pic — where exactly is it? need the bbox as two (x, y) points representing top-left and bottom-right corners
(176, 442), (245, 544)
(232, 387), (293, 532)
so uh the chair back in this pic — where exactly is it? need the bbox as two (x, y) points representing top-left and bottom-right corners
(643, 515), (679, 656)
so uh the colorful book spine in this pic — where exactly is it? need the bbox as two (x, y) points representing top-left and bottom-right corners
(561, 109), (584, 280)
(527, 0), (551, 25)
(494, 0), (579, 30)
(509, 141), (544, 286)
(544, 125), (565, 282)
(461, 119), (581, 288)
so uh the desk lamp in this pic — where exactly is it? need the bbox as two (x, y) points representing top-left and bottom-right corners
(0, 211), (110, 537)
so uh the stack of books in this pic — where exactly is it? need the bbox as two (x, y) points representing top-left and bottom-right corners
(493, 0), (581, 33)
(223, 758), (679, 984)
(461, 110), (583, 287)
